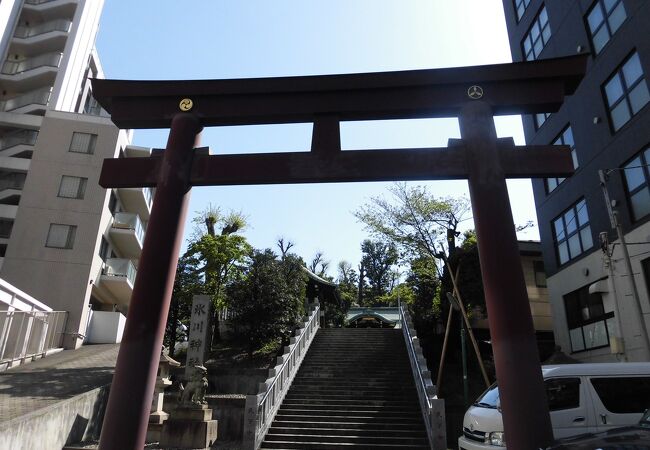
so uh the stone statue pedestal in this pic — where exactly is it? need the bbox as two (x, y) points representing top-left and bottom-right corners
(160, 404), (218, 449)
(146, 350), (179, 442)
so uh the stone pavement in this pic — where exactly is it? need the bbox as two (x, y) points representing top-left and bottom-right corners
(0, 344), (119, 423)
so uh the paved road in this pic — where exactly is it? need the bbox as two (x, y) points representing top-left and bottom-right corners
(0, 344), (119, 423)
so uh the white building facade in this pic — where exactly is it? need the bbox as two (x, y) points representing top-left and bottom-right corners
(0, 0), (148, 349)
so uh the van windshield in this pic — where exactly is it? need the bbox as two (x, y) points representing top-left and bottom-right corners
(474, 383), (499, 409)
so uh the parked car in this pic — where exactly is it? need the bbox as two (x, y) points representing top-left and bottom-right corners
(548, 408), (650, 449)
(458, 363), (650, 449)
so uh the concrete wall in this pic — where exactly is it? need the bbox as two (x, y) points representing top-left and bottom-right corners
(0, 384), (109, 450)
(85, 311), (125, 344)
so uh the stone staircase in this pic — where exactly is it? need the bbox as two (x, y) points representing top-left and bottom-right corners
(260, 328), (430, 449)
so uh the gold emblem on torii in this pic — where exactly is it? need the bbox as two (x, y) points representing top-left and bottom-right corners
(179, 98), (194, 111)
(467, 85), (484, 100)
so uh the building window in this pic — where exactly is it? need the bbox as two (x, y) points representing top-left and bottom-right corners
(515, 0), (531, 21)
(547, 126), (578, 193)
(58, 175), (87, 199)
(46, 223), (77, 249)
(522, 6), (551, 61)
(553, 198), (593, 265)
(622, 146), (650, 221)
(586, 0), (626, 55)
(564, 285), (614, 352)
(533, 260), (547, 287)
(604, 52), (650, 132)
(69, 132), (97, 154)
(534, 112), (551, 130)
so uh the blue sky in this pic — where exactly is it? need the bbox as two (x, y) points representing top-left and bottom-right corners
(96, 1), (538, 276)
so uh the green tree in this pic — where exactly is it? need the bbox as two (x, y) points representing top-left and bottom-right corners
(355, 182), (471, 261)
(441, 230), (485, 315)
(405, 255), (441, 331)
(227, 249), (305, 357)
(360, 239), (399, 305)
(165, 254), (201, 357)
(336, 261), (358, 306)
(185, 208), (251, 347)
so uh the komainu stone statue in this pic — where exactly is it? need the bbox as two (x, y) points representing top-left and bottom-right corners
(180, 365), (208, 406)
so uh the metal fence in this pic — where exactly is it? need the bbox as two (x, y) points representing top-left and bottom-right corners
(0, 310), (68, 371)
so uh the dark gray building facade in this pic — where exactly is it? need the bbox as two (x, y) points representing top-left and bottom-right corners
(502, 0), (650, 361)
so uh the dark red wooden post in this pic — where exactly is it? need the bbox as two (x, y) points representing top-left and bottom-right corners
(98, 113), (202, 450)
(459, 101), (553, 449)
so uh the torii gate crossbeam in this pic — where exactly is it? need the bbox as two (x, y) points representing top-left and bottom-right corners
(93, 54), (587, 450)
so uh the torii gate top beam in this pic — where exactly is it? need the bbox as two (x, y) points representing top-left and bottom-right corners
(91, 55), (587, 129)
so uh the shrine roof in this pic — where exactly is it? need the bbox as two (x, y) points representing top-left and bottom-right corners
(346, 307), (400, 325)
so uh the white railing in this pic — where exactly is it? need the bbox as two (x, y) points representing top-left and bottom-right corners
(112, 212), (145, 245)
(0, 87), (52, 112)
(103, 258), (137, 285)
(243, 302), (321, 450)
(1, 52), (62, 75)
(0, 310), (67, 371)
(25, 0), (66, 5)
(400, 304), (447, 450)
(0, 129), (38, 151)
(13, 19), (71, 38)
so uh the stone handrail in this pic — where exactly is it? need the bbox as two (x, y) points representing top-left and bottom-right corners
(243, 302), (320, 450)
(400, 304), (447, 450)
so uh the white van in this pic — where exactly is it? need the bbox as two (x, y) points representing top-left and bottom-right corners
(458, 363), (650, 449)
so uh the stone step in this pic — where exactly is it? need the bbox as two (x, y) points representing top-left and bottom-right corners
(280, 398), (419, 407)
(260, 441), (429, 449)
(279, 402), (419, 411)
(261, 328), (429, 449)
(288, 385), (416, 394)
(275, 411), (422, 420)
(271, 420), (425, 431)
(283, 393), (418, 402)
(267, 426), (427, 438)
(290, 379), (414, 387)
(264, 432), (429, 446)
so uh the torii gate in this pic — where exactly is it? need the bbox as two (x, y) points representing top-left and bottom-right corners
(93, 54), (586, 450)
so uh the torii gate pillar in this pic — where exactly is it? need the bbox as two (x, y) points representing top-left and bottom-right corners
(99, 114), (201, 449)
(460, 101), (553, 448)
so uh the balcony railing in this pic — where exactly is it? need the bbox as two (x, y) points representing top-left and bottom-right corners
(0, 310), (68, 370)
(144, 188), (153, 209)
(103, 258), (137, 285)
(0, 87), (52, 112)
(1, 52), (62, 75)
(0, 129), (38, 151)
(14, 19), (71, 39)
(24, 0), (64, 4)
(0, 173), (26, 192)
(112, 212), (145, 244)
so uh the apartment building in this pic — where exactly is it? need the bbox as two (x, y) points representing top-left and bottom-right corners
(502, 0), (650, 361)
(0, 0), (148, 350)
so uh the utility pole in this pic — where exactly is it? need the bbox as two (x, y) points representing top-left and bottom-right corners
(598, 170), (650, 360)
